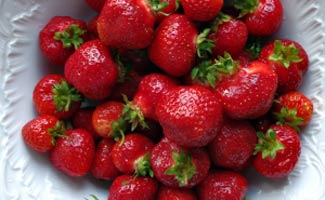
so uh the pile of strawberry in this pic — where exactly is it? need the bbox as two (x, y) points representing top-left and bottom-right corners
(21, 0), (315, 199)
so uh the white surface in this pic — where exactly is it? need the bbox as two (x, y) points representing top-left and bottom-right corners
(0, 0), (325, 200)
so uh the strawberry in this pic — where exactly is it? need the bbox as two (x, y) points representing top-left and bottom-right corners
(208, 13), (248, 58)
(155, 86), (223, 147)
(198, 171), (248, 200)
(22, 115), (65, 152)
(64, 39), (118, 100)
(258, 39), (309, 94)
(97, 0), (170, 49)
(91, 138), (121, 180)
(33, 74), (82, 119)
(157, 185), (197, 200)
(50, 128), (95, 176)
(87, 15), (99, 39)
(180, 0), (223, 22)
(273, 91), (314, 131)
(150, 137), (210, 188)
(108, 175), (158, 200)
(253, 124), (301, 178)
(72, 107), (99, 139)
(215, 61), (278, 119)
(85, 0), (106, 12)
(148, 14), (214, 77)
(234, 0), (283, 36)
(39, 16), (88, 66)
(208, 118), (257, 170)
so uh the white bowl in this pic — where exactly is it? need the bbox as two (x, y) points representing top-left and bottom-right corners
(1, 0), (325, 199)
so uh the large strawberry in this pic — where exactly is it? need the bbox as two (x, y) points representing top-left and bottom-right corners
(253, 124), (301, 178)
(157, 185), (197, 200)
(180, 0), (223, 22)
(148, 14), (214, 77)
(39, 16), (88, 66)
(33, 74), (82, 119)
(155, 86), (223, 147)
(150, 137), (210, 188)
(64, 39), (118, 100)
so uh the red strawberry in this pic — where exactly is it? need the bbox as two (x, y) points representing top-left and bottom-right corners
(72, 107), (98, 139)
(208, 13), (248, 58)
(50, 128), (95, 176)
(91, 138), (121, 180)
(273, 91), (314, 131)
(87, 15), (99, 39)
(215, 61), (278, 119)
(64, 39), (118, 100)
(259, 39), (309, 94)
(85, 0), (106, 12)
(157, 185), (197, 200)
(22, 115), (65, 152)
(234, 0), (283, 36)
(33, 74), (82, 119)
(150, 137), (210, 188)
(112, 133), (154, 176)
(155, 86), (223, 147)
(208, 118), (257, 170)
(180, 0), (223, 22)
(108, 175), (158, 200)
(253, 124), (301, 178)
(148, 14), (214, 77)
(198, 171), (248, 200)
(39, 16), (88, 66)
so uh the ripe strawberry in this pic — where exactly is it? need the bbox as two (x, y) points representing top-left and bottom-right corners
(33, 74), (82, 119)
(273, 91), (314, 131)
(108, 175), (158, 200)
(112, 133), (154, 176)
(148, 14), (214, 77)
(198, 171), (248, 200)
(180, 0), (223, 22)
(215, 61), (278, 119)
(91, 138), (121, 180)
(253, 124), (301, 178)
(39, 16), (88, 66)
(208, 13), (248, 58)
(85, 0), (106, 12)
(150, 137), (210, 188)
(155, 86), (223, 147)
(64, 39), (118, 100)
(22, 115), (65, 152)
(72, 107), (98, 139)
(157, 185), (197, 200)
(234, 0), (283, 36)
(259, 39), (309, 94)
(208, 118), (257, 170)
(50, 128), (95, 176)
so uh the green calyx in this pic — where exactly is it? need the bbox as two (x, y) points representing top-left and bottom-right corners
(268, 40), (303, 68)
(47, 120), (66, 146)
(273, 106), (304, 132)
(111, 117), (128, 146)
(196, 28), (215, 58)
(52, 80), (82, 112)
(53, 24), (86, 50)
(134, 153), (154, 178)
(212, 12), (232, 32)
(148, 0), (169, 13)
(121, 95), (148, 131)
(191, 52), (238, 88)
(253, 129), (285, 159)
(84, 194), (99, 200)
(234, 0), (259, 18)
(164, 150), (196, 187)
(245, 36), (262, 59)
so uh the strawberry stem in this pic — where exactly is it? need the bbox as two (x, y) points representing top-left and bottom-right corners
(212, 12), (232, 32)
(234, 0), (259, 18)
(254, 129), (285, 159)
(53, 24), (86, 50)
(134, 153), (154, 177)
(121, 95), (148, 131)
(196, 28), (215, 58)
(52, 80), (82, 112)
(47, 120), (66, 146)
(273, 107), (304, 132)
(111, 117), (127, 146)
(245, 36), (262, 59)
(148, 0), (169, 13)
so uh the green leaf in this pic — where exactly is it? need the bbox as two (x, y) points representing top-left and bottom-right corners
(52, 80), (82, 112)
(196, 28), (215, 58)
(84, 194), (99, 200)
(234, 0), (259, 18)
(245, 36), (263, 59)
(47, 120), (66, 146)
(121, 95), (148, 131)
(273, 106), (304, 132)
(254, 128), (285, 159)
(134, 153), (154, 178)
(53, 24), (87, 50)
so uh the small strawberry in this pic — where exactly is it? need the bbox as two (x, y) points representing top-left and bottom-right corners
(39, 16), (88, 66)
(273, 91), (314, 131)
(108, 175), (158, 200)
(234, 0), (283, 36)
(180, 0), (223, 22)
(85, 0), (106, 12)
(150, 137), (210, 188)
(198, 171), (248, 200)
(64, 39), (118, 100)
(72, 107), (98, 139)
(208, 118), (257, 170)
(22, 115), (65, 152)
(33, 74), (82, 119)
(148, 14), (214, 77)
(50, 128), (95, 176)
(259, 39), (309, 94)
(155, 86), (223, 147)
(157, 185), (197, 200)
(253, 124), (301, 178)
(91, 138), (121, 180)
